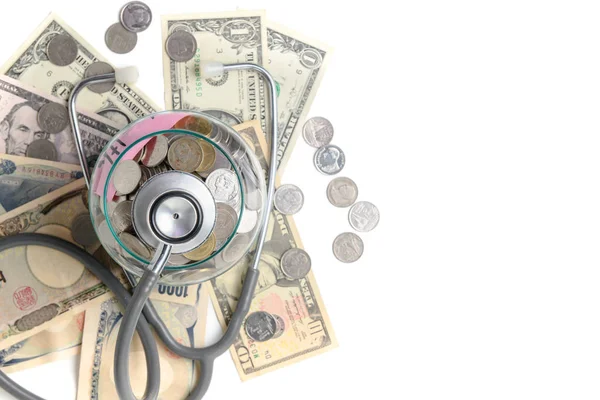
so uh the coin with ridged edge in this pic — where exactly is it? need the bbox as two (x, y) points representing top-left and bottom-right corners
(245, 311), (277, 342)
(348, 201), (379, 232)
(167, 137), (203, 172)
(120, 1), (153, 33)
(26, 139), (58, 161)
(112, 160), (141, 195)
(327, 177), (358, 208)
(280, 248), (312, 280)
(141, 135), (169, 167)
(47, 33), (78, 66)
(84, 62), (115, 94)
(314, 144), (345, 175)
(206, 169), (240, 208)
(303, 116), (334, 148)
(111, 200), (133, 233)
(183, 233), (216, 261)
(166, 31), (197, 63)
(332, 232), (364, 263)
(38, 102), (69, 134)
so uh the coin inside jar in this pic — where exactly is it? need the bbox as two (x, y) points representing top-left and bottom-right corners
(47, 33), (78, 66)
(141, 135), (169, 167)
(37, 102), (69, 134)
(182, 233), (216, 261)
(206, 169), (240, 208)
(111, 200), (133, 233)
(112, 160), (142, 195)
(214, 203), (238, 247)
(26, 139), (58, 161)
(172, 115), (212, 135)
(167, 137), (203, 172)
(119, 232), (151, 259)
(84, 62), (116, 94)
(195, 140), (216, 172)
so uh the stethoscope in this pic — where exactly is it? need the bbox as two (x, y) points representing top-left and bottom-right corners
(0, 61), (278, 400)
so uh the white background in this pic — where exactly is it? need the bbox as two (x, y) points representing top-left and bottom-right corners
(1, 0), (599, 399)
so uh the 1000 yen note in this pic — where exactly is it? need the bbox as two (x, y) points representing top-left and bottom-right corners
(267, 22), (332, 171)
(162, 10), (268, 129)
(77, 288), (208, 400)
(208, 121), (337, 380)
(0, 311), (84, 374)
(0, 154), (82, 215)
(0, 75), (119, 165)
(1, 13), (160, 127)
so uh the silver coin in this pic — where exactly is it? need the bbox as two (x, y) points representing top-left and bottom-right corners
(71, 213), (98, 247)
(314, 144), (345, 175)
(206, 169), (240, 208)
(141, 135), (169, 167)
(111, 200), (133, 233)
(47, 33), (78, 66)
(221, 233), (250, 263)
(280, 248), (312, 280)
(84, 62), (115, 94)
(327, 177), (358, 208)
(237, 208), (258, 233)
(214, 203), (238, 247)
(271, 314), (286, 339)
(274, 184), (304, 215)
(105, 23), (138, 54)
(202, 109), (243, 126)
(113, 160), (142, 195)
(174, 304), (197, 328)
(167, 253), (192, 267)
(348, 201), (380, 232)
(120, 1), (152, 33)
(119, 232), (151, 259)
(37, 102), (69, 134)
(26, 139), (58, 161)
(245, 311), (277, 342)
(332, 232), (364, 263)
(303, 117), (334, 148)
(166, 31), (197, 63)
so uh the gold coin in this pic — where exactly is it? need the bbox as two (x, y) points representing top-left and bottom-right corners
(167, 137), (203, 172)
(182, 233), (216, 261)
(172, 115), (213, 136)
(196, 139), (216, 172)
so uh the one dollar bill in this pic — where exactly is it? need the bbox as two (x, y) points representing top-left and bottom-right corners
(1, 12), (160, 127)
(209, 120), (337, 380)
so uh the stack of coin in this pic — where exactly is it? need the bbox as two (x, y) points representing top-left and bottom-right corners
(244, 311), (286, 342)
(105, 1), (152, 54)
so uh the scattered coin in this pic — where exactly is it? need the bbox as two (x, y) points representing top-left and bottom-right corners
(303, 117), (334, 148)
(237, 208), (258, 233)
(119, 231), (151, 259)
(47, 33), (78, 66)
(221, 234), (250, 263)
(206, 169), (240, 208)
(214, 203), (238, 246)
(348, 201), (380, 232)
(174, 304), (198, 328)
(166, 30), (197, 62)
(183, 233), (216, 261)
(120, 1), (153, 33)
(274, 184), (304, 215)
(84, 62), (116, 94)
(111, 200), (133, 233)
(314, 144), (345, 175)
(167, 137), (203, 172)
(37, 102), (69, 134)
(26, 139), (58, 161)
(271, 314), (286, 339)
(141, 135), (169, 167)
(71, 213), (98, 247)
(195, 140), (216, 172)
(327, 177), (359, 208)
(113, 160), (142, 195)
(245, 311), (277, 342)
(332, 232), (364, 263)
(105, 23), (138, 54)
(280, 248), (312, 280)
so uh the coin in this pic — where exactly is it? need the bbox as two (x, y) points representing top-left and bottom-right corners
(196, 140), (216, 172)
(105, 23), (138, 54)
(237, 209), (257, 233)
(332, 232), (364, 263)
(141, 135), (169, 167)
(348, 201), (380, 232)
(206, 169), (240, 208)
(214, 203), (238, 246)
(167, 137), (203, 172)
(280, 248), (312, 280)
(173, 115), (212, 135)
(314, 144), (345, 175)
(303, 117), (334, 148)
(119, 232), (151, 259)
(183, 233), (216, 261)
(198, 149), (231, 179)
(113, 160), (142, 195)
(84, 62), (115, 94)
(222, 234), (250, 263)
(327, 177), (358, 208)
(47, 33), (78, 66)
(26, 139), (58, 161)
(245, 311), (277, 342)
(120, 1), (152, 33)
(111, 200), (133, 233)
(168, 253), (192, 267)
(274, 184), (304, 215)
(202, 109), (242, 126)
(71, 213), (98, 247)
(166, 31), (197, 62)
(37, 103), (69, 134)
(271, 314), (286, 339)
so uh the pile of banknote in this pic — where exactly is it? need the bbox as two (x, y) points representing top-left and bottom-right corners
(0, 7), (337, 398)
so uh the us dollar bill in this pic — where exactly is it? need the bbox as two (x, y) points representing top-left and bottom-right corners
(208, 120), (337, 380)
(0, 154), (82, 215)
(0, 75), (119, 166)
(0, 311), (84, 373)
(161, 10), (267, 130)
(77, 289), (208, 400)
(1, 13), (160, 127)
(266, 22), (332, 171)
